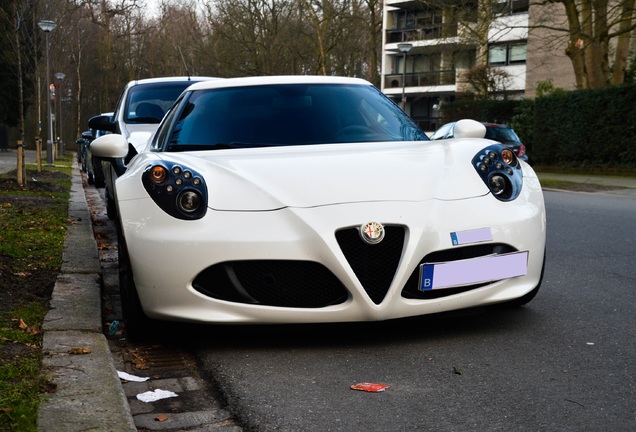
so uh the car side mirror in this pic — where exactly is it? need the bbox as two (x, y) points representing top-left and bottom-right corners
(453, 119), (486, 139)
(89, 134), (129, 159)
(88, 114), (116, 133)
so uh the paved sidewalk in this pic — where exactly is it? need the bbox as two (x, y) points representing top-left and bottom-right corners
(537, 172), (636, 197)
(36, 159), (136, 431)
(0, 149), (38, 175)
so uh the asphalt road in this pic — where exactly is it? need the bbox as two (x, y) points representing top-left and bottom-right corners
(189, 190), (636, 431)
(0, 149), (37, 174)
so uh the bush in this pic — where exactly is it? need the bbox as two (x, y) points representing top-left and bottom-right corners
(439, 84), (636, 169)
(533, 84), (636, 167)
(441, 99), (522, 126)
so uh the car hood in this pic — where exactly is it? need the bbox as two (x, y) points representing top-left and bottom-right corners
(124, 140), (493, 211)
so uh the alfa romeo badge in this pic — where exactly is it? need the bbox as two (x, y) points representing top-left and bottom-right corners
(360, 221), (385, 244)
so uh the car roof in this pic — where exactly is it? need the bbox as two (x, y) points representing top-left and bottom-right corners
(124, 76), (218, 88)
(186, 75), (373, 91)
(482, 122), (511, 128)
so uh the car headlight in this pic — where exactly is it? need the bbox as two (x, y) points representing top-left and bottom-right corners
(472, 145), (522, 201)
(141, 161), (207, 220)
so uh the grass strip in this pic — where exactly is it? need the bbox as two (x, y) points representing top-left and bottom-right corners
(0, 154), (72, 432)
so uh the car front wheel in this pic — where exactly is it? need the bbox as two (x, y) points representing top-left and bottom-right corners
(93, 160), (105, 188)
(118, 225), (154, 342)
(106, 185), (117, 219)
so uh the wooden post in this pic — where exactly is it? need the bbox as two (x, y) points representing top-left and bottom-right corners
(36, 137), (42, 172)
(17, 140), (24, 187)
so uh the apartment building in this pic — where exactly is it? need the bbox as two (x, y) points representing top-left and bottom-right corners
(381, 0), (575, 131)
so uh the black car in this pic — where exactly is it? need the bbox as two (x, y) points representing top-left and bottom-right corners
(430, 122), (528, 162)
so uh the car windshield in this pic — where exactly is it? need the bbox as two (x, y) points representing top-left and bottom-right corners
(485, 126), (521, 143)
(125, 82), (195, 124)
(163, 83), (428, 151)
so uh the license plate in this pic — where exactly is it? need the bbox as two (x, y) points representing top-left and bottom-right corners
(419, 251), (529, 291)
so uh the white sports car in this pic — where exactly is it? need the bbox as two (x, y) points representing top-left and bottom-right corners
(90, 75), (546, 340)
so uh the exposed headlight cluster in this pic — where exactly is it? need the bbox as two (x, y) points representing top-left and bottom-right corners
(472, 145), (523, 201)
(141, 161), (208, 220)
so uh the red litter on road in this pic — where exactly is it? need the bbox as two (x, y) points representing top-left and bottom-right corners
(350, 382), (389, 392)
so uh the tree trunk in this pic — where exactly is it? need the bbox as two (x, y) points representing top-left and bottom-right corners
(75, 25), (82, 141)
(561, 0), (588, 89)
(13, 0), (25, 186)
(611, 0), (635, 85)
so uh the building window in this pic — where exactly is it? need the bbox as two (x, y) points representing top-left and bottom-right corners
(488, 42), (527, 65)
(493, 0), (529, 15)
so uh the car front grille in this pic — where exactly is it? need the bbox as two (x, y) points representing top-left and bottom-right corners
(401, 243), (517, 299)
(335, 226), (405, 305)
(192, 260), (349, 308)
(192, 237), (517, 308)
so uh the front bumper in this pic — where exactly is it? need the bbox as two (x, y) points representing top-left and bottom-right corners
(120, 189), (546, 323)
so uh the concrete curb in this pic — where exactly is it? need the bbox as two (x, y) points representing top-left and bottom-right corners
(37, 161), (135, 431)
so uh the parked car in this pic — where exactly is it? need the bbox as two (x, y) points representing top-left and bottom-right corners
(79, 112), (113, 187)
(88, 76), (218, 218)
(430, 122), (528, 161)
(90, 76), (546, 340)
(76, 130), (92, 171)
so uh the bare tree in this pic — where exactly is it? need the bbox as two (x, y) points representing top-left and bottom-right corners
(531, 0), (636, 89)
(73, 0), (143, 108)
(463, 63), (512, 99)
(0, 0), (38, 185)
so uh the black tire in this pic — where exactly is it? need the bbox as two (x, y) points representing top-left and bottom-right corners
(87, 172), (94, 185)
(106, 186), (117, 220)
(93, 160), (105, 188)
(117, 224), (154, 342)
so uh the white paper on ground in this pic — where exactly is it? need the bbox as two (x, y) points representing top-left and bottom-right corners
(136, 389), (179, 403)
(117, 371), (150, 382)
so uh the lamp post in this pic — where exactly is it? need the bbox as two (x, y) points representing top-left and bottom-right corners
(397, 42), (413, 111)
(38, 19), (57, 165)
(55, 72), (65, 155)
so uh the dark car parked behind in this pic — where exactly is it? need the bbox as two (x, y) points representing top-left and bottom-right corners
(430, 122), (528, 162)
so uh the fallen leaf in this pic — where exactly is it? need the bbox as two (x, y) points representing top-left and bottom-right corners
(131, 352), (149, 370)
(17, 318), (28, 329)
(453, 367), (463, 375)
(68, 347), (92, 355)
(155, 414), (169, 422)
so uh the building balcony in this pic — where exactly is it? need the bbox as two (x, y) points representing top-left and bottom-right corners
(386, 24), (457, 44)
(384, 70), (456, 90)
(386, 0), (423, 8)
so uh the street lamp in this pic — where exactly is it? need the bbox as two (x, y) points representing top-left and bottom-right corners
(397, 42), (413, 111)
(55, 72), (65, 155)
(38, 19), (57, 165)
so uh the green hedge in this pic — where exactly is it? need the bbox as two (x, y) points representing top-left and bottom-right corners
(441, 99), (523, 126)
(440, 85), (636, 168)
(532, 84), (636, 167)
